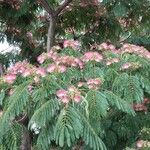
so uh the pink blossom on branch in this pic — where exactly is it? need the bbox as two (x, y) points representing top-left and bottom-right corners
(63, 40), (80, 50)
(56, 56), (84, 69)
(121, 63), (132, 70)
(3, 74), (16, 84)
(47, 64), (67, 73)
(36, 67), (46, 77)
(136, 140), (144, 148)
(56, 86), (82, 104)
(87, 78), (102, 90)
(82, 51), (103, 62)
(22, 69), (32, 77)
(106, 58), (120, 66)
(37, 53), (47, 64)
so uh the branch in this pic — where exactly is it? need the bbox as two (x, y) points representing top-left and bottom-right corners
(38, 0), (54, 16)
(55, 0), (72, 16)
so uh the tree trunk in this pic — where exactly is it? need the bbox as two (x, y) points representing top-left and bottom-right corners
(0, 64), (4, 75)
(47, 16), (57, 52)
(20, 129), (31, 150)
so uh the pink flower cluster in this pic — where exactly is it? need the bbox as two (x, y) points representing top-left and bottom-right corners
(47, 64), (67, 73)
(87, 78), (102, 90)
(7, 61), (33, 75)
(3, 61), (47, 84)
(121, 43), (150, 59)
(98, 43), (116, 51)
(132, 98), (150, 112)
(56, 56), (84, 69)
(121, 63), (132, 70)
(136, 140), (150, 148)
(106, 58), (120, 66)
(37, 51), (58, 64)
(36, 67), (46, 77)
(56, 86), (81, 104)
(3, 74), (16, 84)
(3, 61), (34, 84)
(82, 51), (103, 62)
(38, 51), (84, 69)
(121, 62), (141, 70)
(77, 78), (102, 90)
(63, 40), (80, 50)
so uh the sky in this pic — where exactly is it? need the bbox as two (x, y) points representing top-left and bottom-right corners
(0, 41), (20, 54)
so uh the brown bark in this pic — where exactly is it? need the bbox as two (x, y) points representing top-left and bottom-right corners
(0, 64), (4, 75)
(20, 129), (31, 150)
(38, 0), (72, 52)
(47, 16), (57, 52)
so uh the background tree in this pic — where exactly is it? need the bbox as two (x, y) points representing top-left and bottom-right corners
(0, 0), (150, 62)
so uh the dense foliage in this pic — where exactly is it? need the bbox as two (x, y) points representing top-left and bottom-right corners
(0, 0), (150, 61)
(0, 0), (150, 150)
(0, 41), (150, 149)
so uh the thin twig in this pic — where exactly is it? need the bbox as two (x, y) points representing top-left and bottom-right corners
(55, 0), (72, 16)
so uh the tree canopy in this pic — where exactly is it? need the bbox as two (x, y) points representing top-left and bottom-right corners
(0, 0), (150, 61)
(0, 1), (150, 150)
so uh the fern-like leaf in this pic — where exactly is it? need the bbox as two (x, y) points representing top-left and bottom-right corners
(79, 112), (107, 150)
(104, 91), (135, 115)
(86, 90), (109, 118)
(29, 99), (59, 128)
(54, 106), (82, 147)
(36, 123), (55, 150)
(0, 82), (30, 138)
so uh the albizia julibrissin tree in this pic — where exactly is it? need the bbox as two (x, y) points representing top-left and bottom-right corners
(0, 40), (150, 150)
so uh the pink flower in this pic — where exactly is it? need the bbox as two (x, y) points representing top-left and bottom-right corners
(106, 58), (119, 66)
(144, 52), (150, 59)
(37, 53), (47, 64)
(87, 78), (102, 89)
(26, 32), (33, 38)
(3, 74), (16, 84)
(68, 86), (81, 103)
(34, 76), (40, 83)
(47, 64), (67, 73)
(56, 86), (82, 104)
(58, 65), (67, 73)
(143, 98), (150, 104)
(136, 140), (144, 148)
(112, 58), (119, 63)
(61, 96), (70, 104)
(47, 64), (55, 73)
(133, 103), (147, 112)
(22, 69), (31, 77)
(68, 86), (76, 92)
(56, 89), (70, 104)
(121, 63), (132, 70)
(57, 56), (83, 69)
(106, 61), (112, 66)
(82, 52), (103, 62)
(100, 43), (108, 49)
(56, 89), (68, 98)
(74, 95), (81, 102)
(122, 43), (129, 49)
(36, 68), (46, 77)
(75, 58), (84, 69)
(87, 78), (101, 85)
(108, 44), (115, 50)
(47, 51), (59, 61)
(64, 40), (80, 50)
(77, 82), (84, 87)
(28, 85), (33, 93)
